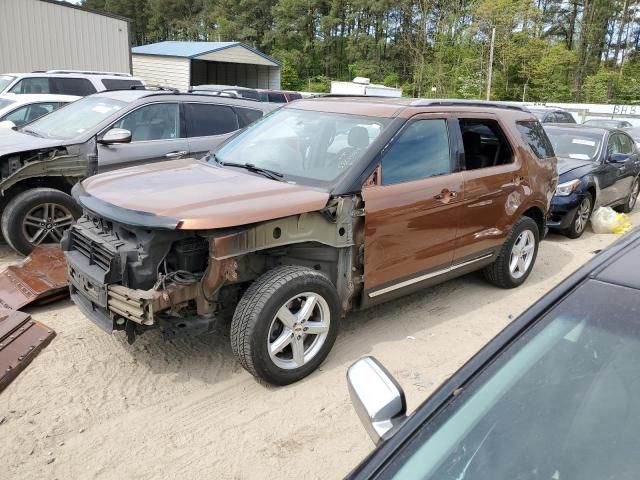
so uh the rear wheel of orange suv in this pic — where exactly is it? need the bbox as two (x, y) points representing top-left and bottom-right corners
(484, 216), (539, 289)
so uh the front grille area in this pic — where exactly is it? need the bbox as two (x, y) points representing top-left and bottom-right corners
(70, 228), (116, 271)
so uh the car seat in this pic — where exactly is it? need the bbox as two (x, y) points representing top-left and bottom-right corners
(337, 126), (369, 168)
(462, 131), (491, 170)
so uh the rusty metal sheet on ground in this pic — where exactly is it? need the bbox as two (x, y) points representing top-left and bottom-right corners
(0, 309), (55, 393)
(0, 245), (69, 310)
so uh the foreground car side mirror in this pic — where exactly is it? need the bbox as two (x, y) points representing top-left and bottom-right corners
(99, 128), (132, 145)
(0, 120), (16, 129)
(347, 356), (407, 445)
(609, 153), (630, 163)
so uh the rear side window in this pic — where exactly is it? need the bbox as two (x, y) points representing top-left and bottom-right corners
(459, 119), (513, 170)
(235, 107), (263, 127)
(185, 103), (239, 137)
(239, 90), (260, 101)
(268, 92), (287, 103)
(517, 121), (554, 159)
(50, 78), (96, 96)
(101, 79), (143, 90)
(381, 119), (451, 185)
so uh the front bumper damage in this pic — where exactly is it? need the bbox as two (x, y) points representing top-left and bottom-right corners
(64, 195), (362, 343)
(547, 193), (584, 230)
(62, 217), (238, 342)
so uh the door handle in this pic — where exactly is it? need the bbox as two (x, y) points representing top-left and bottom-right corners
(165, 151), (188, 158)
(434, 189), (458, 201)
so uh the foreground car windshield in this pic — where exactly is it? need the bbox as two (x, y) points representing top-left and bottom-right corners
(0, 75), (16, 92)
(544, 128), (602, 161)
(213, 108), (388, 186)
(385, 280), (640, 479)
(25, 96), (126, 139)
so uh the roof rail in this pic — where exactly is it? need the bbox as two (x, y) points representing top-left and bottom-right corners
(131, 85), (180, 94)
(46, 70), (133, 77)
(410, 99), (528, 111)
(317, 94), (391, 98)
(189, 90), (259, 101)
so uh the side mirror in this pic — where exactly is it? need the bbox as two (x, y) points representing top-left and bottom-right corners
(99, 128), (131, 145)
(0, 120), (16, 129)
(347, 356), (407, 445)
(609, 153), (630, 163)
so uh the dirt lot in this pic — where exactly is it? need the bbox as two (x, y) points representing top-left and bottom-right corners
(2, 213), (639, 480)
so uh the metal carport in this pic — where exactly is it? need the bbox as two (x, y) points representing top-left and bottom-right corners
(131, 41), (281, 92)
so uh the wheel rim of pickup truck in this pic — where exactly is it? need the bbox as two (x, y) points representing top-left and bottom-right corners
(22, 203), (75, 245)
(509, 230), (535, 280)
(267, 292), (331, 370)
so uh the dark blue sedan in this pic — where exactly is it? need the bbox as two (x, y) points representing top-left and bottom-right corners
(544, 124), (640, 238)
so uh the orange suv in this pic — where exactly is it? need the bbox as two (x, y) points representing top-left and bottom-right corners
(62, 98), (557, 385)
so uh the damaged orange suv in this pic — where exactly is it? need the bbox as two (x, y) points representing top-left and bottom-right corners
(62, 98), (557, 385)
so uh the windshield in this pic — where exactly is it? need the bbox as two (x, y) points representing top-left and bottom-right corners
(25, 96), (127, 139)
(384, 279), (640, 480)
(544, 128), (603, 161)
(213, 108), (389, 187)
(0, 75), (16, 92)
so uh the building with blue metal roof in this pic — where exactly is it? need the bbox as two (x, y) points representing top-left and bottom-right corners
(131, 41), (281, 92)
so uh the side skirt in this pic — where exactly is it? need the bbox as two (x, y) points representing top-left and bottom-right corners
(360, 251), (496, 309)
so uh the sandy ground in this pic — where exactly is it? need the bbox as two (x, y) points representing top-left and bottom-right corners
(2, 212), (639, 480)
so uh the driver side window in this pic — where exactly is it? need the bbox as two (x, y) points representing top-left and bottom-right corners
(617, 134), (634, 154)
(381, 119), (451, 185)
(112, 103), (180, 142)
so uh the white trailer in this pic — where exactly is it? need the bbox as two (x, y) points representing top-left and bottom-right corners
(330, 77), (402, 97)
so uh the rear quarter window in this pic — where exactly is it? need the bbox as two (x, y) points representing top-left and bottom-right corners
(517, 121), (555, 159)
(235, 107), (263, 127)
(101, 79), (143, 90)
(51, 77), (97, 96)
(268, 92), (287, 103)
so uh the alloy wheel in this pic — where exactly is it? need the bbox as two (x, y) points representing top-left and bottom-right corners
(574, 197), (592, 234)
(21, 202), (74, 245)
(267, 292), (331, 370)
(629, 180), (640, 210)
(509, 230), (535, 280)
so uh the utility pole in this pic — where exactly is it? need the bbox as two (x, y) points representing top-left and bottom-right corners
(486, 27), (496, 101)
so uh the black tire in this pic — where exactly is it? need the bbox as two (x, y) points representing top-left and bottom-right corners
(616, 177), (639, 214)
(565, 192), (593, 239)
(1, 188), (81, 256)
(484, 216), (539, 289)
(230, 265), (340, 386)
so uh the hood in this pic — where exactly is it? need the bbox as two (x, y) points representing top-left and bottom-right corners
(557, 156), (595, 177)
(0, 128), (70, 156)
(78, 159), (331, 230)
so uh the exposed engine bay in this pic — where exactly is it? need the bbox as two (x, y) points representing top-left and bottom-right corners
(62, 195), (364, 343)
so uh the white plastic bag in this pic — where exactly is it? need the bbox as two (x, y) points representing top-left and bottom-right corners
(590, 206), (632, 234)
